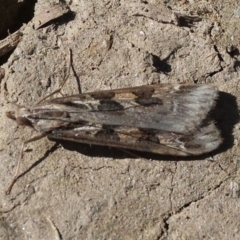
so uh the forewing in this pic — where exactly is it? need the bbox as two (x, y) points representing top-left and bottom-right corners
(47, 122), (221, 156)
(33, 84), (219, 134)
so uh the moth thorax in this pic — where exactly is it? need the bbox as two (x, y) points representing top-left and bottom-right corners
(16, 116), (33, 128)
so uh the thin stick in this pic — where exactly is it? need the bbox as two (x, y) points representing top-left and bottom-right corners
(37, 48), (73, 104)
(46, 216), (62, 240)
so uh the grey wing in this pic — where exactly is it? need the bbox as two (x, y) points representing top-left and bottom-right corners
(37, 84), (219, 133)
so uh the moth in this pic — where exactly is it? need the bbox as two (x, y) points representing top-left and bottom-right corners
(7, 83), (222, 158)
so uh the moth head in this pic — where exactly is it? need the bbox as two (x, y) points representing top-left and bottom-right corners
(6, 105), (33, 128)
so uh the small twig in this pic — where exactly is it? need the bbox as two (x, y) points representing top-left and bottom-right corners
(46, 216), (62, 240)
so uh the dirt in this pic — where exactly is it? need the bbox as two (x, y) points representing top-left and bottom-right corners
(0, 0), (240, 239)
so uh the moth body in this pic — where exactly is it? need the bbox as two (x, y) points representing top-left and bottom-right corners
(6, 84), (222, 156)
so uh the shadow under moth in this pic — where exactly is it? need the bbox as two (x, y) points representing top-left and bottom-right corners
(6, 83), (222, 193)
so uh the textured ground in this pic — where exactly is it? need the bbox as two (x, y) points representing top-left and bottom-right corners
(0, 0), (240, 239)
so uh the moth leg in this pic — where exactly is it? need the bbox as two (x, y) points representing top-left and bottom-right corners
(6, 134), (46, 195)
(7, 29), (15, 46)
(37, 48), (73, 104)
(118, 148), (147, 160)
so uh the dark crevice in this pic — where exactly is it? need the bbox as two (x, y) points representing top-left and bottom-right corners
(204, 45), (224, 78)
(213, 45), (224, 61)
(207, 68), (223, 77)
(0, 0), (37, 39)
(161, 178), (228, 238)
(0, 0), (37, 65)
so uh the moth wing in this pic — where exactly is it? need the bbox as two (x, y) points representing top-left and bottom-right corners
(48, 122), (222, 156)
(36, 84), (219, 135)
